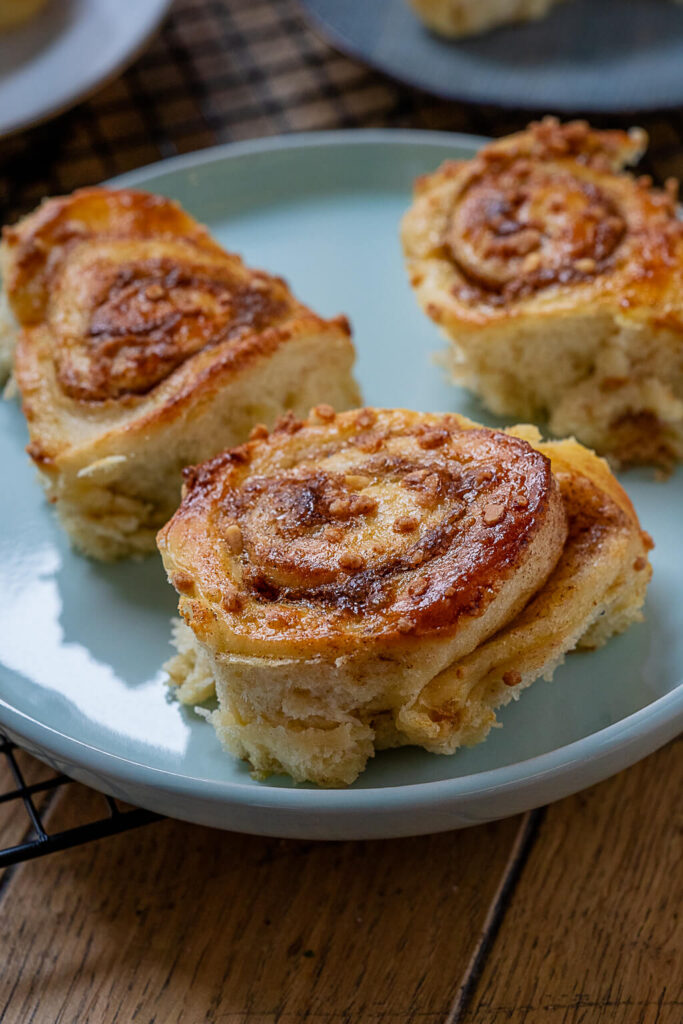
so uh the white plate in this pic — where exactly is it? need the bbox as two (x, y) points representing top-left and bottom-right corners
(1, 130), (681, 840)
(0, 0), (172, 138)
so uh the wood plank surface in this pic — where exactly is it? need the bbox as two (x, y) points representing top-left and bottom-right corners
(0, 782), (523, 1024)
(2, 744), (681, 1023)
(458, 737), (683, 1024)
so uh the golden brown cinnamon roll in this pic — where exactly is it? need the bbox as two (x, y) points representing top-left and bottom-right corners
(407, 0), (564, 38)
(157, 406), (651, 787)
(402, 119), (683, 467)
(1, 187), (360, 559)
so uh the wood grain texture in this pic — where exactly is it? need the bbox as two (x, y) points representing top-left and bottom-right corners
(0, 782), (522, 1024)
(458, 738), (683, 1024)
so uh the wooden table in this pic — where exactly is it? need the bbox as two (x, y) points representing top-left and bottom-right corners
(0, 739), (680, 1022)
(0, 2), (681, 1020)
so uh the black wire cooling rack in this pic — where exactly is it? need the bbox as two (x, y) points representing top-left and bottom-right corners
(0, 733), (161, 868)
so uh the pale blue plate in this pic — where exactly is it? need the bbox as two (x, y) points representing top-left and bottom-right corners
(0, 130), (681, 839)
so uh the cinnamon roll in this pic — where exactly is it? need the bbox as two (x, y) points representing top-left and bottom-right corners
(407, 0), (564, 38)
(402, 119), (683, 467)
(158, 406), (651, 787)
(1, 187), (360, 559)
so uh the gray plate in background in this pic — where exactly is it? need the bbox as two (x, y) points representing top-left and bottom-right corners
(301, 0), (683, 113)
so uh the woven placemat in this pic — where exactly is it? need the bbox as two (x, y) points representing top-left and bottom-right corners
(2, 0), (683, 226)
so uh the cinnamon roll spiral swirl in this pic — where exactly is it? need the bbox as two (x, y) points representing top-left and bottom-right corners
(2, 189), (295, 402)
(1, 188), (359, 558)
(402, 119), (683, 466)
(158, 406), (651, 787)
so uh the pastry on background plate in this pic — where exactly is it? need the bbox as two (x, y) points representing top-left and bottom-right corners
(1, 187), (360, 559)
(0, 0), (47, 32)
(407, 0), (564, 38)
(402, 118), (683, 467)
(158, 406), (652, 788)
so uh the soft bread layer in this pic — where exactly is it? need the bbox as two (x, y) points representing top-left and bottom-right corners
(161, 416), (651, 787)
(408, 0), (564, 37)
(440, 306), (683, 467)
(401, 119), (683, 467)
(166, 500), (647, 784)
(3, 187), (360, 559)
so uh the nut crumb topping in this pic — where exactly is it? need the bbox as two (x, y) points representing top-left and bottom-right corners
(221, 587), (243, 613)
(273, 411), (303, 435)
(357, 433), (384, 454)
(417, 428), (449, 450)
(311, 404), (336, 423)
(171, 571), (194, 594)
(267, 609), (289, 627)
(355, 408), (377, 429)
(402, 469), (429, 487)
(339, 552), (364, 572)
(329, 493), (378, 518)
(502, 670), (522, 687)
(393, 515), (419, 533)
(144, 283), (165, 301)
(344, 473), (371, 489)
(249, 423), (269, 441)
(225, 523), (243, 554)
(483, 503), (506, 525)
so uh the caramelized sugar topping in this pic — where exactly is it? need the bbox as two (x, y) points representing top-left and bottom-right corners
(170, 409), (564, 646)
(440, 119), (681, 307)
(54, 250), (290, 401)
(3, 187), (297, 403)
(449, 168), (626, 301)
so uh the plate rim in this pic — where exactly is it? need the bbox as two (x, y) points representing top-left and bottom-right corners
(107, 126), (491, 189)
(2, 685), (682, 811)
(1, 128), (681, 823)
(0, 0), (173, 139)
